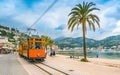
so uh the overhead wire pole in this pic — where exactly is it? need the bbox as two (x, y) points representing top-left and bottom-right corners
(29, 0), (58, 28)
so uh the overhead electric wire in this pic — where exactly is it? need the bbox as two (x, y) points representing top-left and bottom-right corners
(29, 0), (58, 28)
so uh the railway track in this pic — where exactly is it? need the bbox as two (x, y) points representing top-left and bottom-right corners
(32, 62), (69, 75)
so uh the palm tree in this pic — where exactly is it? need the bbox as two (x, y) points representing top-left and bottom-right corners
(48, 39), (54, 50)
(68, 1), (100, 61)
(41, 35), (54, 56)
(41, 35), (54, 50)
(48, 38), (55, 56)
(41, 35), (49, 50)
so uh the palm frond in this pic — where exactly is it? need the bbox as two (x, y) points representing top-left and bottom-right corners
(68, 1), (100, 33)
(87, 8), (100, 15)
(76, 4), (82, 10)
(68, 11), (79, 16)
(87, 2), (95, 7)
(68, 20), (78, 32)
(68, 17), (76, 29)
(87, 14), (100, 29)
(72, 7), (80, 12)
(91, 23), (95, 31)
(87, 19), (92, 30)
(71, 21), (78, 32)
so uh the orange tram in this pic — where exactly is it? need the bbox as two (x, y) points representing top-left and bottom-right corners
(18, 38), (46, 61)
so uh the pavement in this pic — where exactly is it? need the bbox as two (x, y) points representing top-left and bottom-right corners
(44, 55), (120, 75)
(0, 54), (29, 75)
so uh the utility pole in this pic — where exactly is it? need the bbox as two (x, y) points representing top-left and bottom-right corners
(27, 28), (37, 37)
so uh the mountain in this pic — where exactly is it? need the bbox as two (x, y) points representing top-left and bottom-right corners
(54, 36), (66, 41)
(55, 35), (120, 49)
(99, 35), (120, 47)
(55, 37), (98, 49)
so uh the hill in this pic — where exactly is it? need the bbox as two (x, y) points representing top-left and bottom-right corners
(55, 35), (120, 49)
(0, 24), (28, 43)
(99, 35), (120, 48)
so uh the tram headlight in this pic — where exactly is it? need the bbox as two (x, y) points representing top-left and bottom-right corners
(37, 53), (40, 57)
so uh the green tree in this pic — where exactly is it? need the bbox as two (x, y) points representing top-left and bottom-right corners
(0, 30), (7, 36)
(11, 28), (16, 31)
(48, 38), (54, 50)
(18, 37), (25, 44)
(41, 35), (54, 50)
(7, 32), (15, 39)
(41, 35), (50, 50)
(68, 2), (100, 61)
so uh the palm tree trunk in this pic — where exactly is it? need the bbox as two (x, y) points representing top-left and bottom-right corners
(50, 46), (52, 56)
(45, 45), (47, 51)
(82, 23), (87, 60)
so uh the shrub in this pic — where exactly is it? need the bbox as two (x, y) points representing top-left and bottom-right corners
(81, 58), (89, 62)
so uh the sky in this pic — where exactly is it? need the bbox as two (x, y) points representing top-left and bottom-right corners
(0, 0), (120, 40)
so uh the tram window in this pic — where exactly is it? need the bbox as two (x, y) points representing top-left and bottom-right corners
(30, 43), (34, 49)
(35, 42), (41, 49)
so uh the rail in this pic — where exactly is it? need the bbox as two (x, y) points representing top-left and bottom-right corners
(32, 62), (69, 75)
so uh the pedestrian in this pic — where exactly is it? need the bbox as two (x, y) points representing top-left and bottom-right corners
(52, 50), (55, 56)
(50, 48), (53, 56)
(96, 54), (99, 58)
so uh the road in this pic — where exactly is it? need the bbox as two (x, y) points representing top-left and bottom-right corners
(1, 54), (120, 75)
(0, 54), (29, 75)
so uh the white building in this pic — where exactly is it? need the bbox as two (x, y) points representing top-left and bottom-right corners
(0, 36), (8, 43)
(0, 36), (15, 50)
(118, 45), (120, 49)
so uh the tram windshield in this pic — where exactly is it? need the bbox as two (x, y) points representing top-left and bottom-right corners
(35, 42), (42, 49)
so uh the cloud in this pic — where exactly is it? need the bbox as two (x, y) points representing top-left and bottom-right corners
(55, 24), (66, 30)
(13, 11), (39, 26)
(0, 0), (16, 17)
(112, 20), (120, 35)
(0, 0), (120, 40)
(87, 0), (120, 40)
(39, 6), (71, 28)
